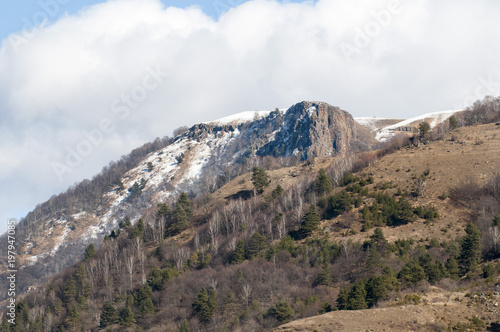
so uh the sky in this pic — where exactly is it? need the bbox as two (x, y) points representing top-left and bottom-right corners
(1, 0), (500, 234)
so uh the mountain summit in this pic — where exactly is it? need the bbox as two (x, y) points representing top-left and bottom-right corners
(4, 101), (370, 293)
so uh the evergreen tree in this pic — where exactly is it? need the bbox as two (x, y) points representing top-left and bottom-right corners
(419, 121), (431, 138)
(365, 245), (382, 274)
(246, 232), (267, 259)
(268, 298), (294, 323)
(370, 228), (388, 253)
(99, 301), (118, 329)
(449, 115), (457, 130)
(271, 185), (284, 200)
(315, 169), (333, 196)
(147, 266), (168, 291)
(130, 219), (145, 238)
(336, 286), (350, 310)
(173, 203), (190, 232)
(157, 203), (170, 219)
(83, 243), (96, 260)
(445, 256), (460, 279)
(136, 283), (153, 306)
(382, 266), (400, 292)
(63, 276), (77, 306)
(315, 263), (333, 286)
(300, 205), (320, 238)
(365, 276), (387, 308)
(177, 192), (192, 217)
(459, 223), (482, 274)
(66, 304), (80, 330)
(427, 260), (448, 283)
(231, 240), (245, 264)
(192, 287), (217, 322)
(208, 288), (218, 317)
(346, 280), (368, 310)
(326, 190), (353, 218)
(398, 259), (426, 288)
(252, 167), (270, 193)
(139, 298), (155, 316)
(75, 264), (86, 295)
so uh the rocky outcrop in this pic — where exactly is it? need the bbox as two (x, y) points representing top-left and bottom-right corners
(258, 101), (357, 159)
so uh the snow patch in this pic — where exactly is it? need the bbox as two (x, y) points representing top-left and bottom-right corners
(375, 110), (461, 142)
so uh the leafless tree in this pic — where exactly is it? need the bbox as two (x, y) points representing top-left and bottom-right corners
(124, 249), (135, 288)
(242, 284), (252, 309)
(174, 247), (191, 271)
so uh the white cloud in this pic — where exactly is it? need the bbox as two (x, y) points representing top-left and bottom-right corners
(1, 0), (500, 232)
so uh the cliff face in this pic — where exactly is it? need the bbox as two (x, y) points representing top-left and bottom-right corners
(258, 101), (357, 159)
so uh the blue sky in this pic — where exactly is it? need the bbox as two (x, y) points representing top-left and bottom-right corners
(0, 0), (499, 234)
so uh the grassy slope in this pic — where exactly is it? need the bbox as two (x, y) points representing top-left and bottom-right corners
(276, 122), (500, 331)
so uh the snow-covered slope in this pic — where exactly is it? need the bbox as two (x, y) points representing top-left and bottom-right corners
(205, 110), (273, 124)
(354, 117), (404, 132)
(372, 110), (460, 142)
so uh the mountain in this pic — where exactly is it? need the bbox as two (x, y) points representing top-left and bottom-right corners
(1, 96), (499, 331)
(1, 100), (370, 297)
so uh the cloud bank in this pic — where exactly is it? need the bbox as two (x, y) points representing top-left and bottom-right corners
(1, 0), (500, 231)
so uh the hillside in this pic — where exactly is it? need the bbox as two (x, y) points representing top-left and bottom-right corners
(1, 101), (371, 300)
(1, 97), (499, 331)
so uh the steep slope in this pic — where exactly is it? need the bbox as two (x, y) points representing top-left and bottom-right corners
(1, 100), (364, 298)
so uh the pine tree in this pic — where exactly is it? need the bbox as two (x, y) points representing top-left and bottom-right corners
(326, 190), (353, 218)
(192, 287), (216, 322)
(139, 298), (155, 316)
(315, 263), (333, 286)
(449, 115), (457, 130)
(300, 205), (320, 238)
(83, 243), (96, 260)
(445, 256), (460, 279)
(157, 203), (170, 220)
(246, 232), (267, 259)
(369, 228), (389, 254)
(336, 286), (350, 310)
(419, 121), (431, 138)
(382, 266), (400, 291)
(130, 219), (145, 238)
(268, 298), (294, 323)
(63, 276), (77, 306)
(231, 240), (245, 264)
(136, 283), (153, 306)
(365, 245), (382, 274)
(99, 301), (118, 328)
(177, 192), (192, 217)
(66, 304), (80, 330)
(173, 203), (190, 232)
(208, 288), (218, 317)
(270, 185), (284, 201)
(252, 167), (270, 193)
(346, 281), (368, 310)
(459, 223), (482, 274)
(75, 264), (86, 295)
(398, 259), (426, 288)
(365, 276), (387, 308)
(315, 169), (333, 196)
